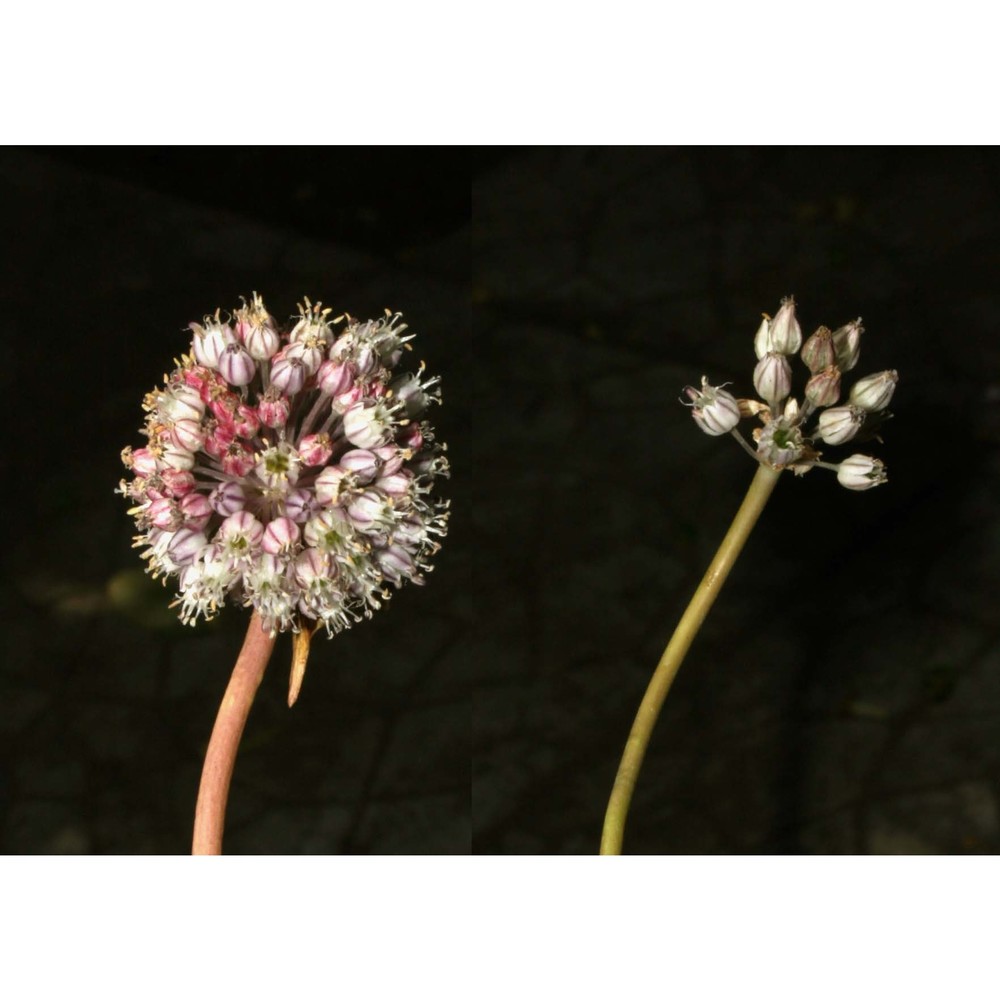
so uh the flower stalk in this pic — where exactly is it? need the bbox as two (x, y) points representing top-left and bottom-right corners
(602, 294), (897, 854)
(192, 611), (276, 855)
(600, 463), (781, 855)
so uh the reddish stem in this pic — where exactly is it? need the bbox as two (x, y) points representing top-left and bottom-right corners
(192, 611), (277, 855)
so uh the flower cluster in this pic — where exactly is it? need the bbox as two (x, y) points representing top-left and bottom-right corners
(119, 294), (449, 635)
(683, 297), (896, 490)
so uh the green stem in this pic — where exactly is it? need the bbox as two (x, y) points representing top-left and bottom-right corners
(192, 611), (276, 855)
(600, 463), (782, 855)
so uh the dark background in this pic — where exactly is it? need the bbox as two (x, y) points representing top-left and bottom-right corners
(3, 148), (998, 854)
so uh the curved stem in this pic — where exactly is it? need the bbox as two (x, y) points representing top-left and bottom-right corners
(600, 463), (782, 855)
(192, 611), (277, 855)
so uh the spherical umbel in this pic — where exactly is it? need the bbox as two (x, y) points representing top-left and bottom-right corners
(118, 295), (450, 637)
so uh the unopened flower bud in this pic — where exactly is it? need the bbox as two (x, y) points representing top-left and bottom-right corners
(294, 548), (332, 588)
(233, 403), (260, 439)
(753, 352), (792, 407)
(837, 454), (887, 490)
(269, 354), (308, 395)
(170, 417), (206, 453)
(769, 298), (802, 355)
(817, 404), (865, 445)
(316, 359), (356, 396)
(849, 369), (898, 412)
(832, 319), (863, 372)
(167, 527), (209, 566)
(148, 496), (182, 530)
(129, 447), (158, 477)
(262, 516), (300, 555)
(340, 449), (381, 483)
(804, 365), (841, 407)
(160, 468), (196, 498)
(283, 488), (316, 524)
(753, 315), (773, 360)
(208, 481), (246, 516)
(683, 377), (741, 436)
(217, 343), (257, 387)
(377, 544), (416, 585)
(801, 326), (836, 374)
(179, 492), (213, 530)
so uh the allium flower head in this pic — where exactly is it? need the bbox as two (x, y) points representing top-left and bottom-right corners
(684, 296), (896, 489)
(119, 294), (449, 636)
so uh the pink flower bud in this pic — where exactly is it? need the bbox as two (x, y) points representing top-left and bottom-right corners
(355, 344), (378, 377)
(262, 516), (301, 555)
(209, 481), (246, 516)
(316, 359), (356, 396)
(375, 446), (406, 476)
(148, 496), (182, 530)
(348, 490), (389, 529)
(340, 449), (381, 483)
(294, 547), (332, 588)
(160, 469), (196, 497)
(233, 403), (260, 438)
(398, 423), (424, 451)
(202, 422), (235, 460)
(217, 342), (257, 387)
(167, 527), (209, 566)
(283, 488), (316, 523)
(333, 383), (365, 413)
(269, 352), (308, 395)
(376, 544), (416, 585)
(208, 392), (239, 429)
(179, 491), (213, 530)
(377, 470), (413, 498)
(283, 340), (323, 376)
(222, 442), (255, 478)
(298, 433), (334, 467)
(257, 390), (291, 428)
(130, 447), (158, 477)
(170, 417), (206, 453)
